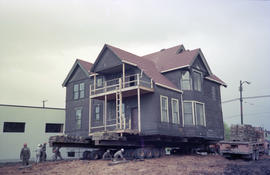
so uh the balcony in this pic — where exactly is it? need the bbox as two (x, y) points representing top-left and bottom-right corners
(90, 74), (154, 100)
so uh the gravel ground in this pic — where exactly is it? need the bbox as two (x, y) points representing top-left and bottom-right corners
(0, 155), (269, 175)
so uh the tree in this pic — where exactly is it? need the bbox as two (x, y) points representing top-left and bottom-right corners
(224, 122), (230, 141)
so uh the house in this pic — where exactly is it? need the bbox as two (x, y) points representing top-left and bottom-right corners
(63, 44), (226, 144)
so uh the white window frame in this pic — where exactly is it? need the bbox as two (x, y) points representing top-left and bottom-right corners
(171, 98), (180, 124)
(194, 102), (206, 126)
(183, 101), (206, 127)
(180, 71), (192, 90)
(160, 95), (169, 123)
(95, 105), (100, 121)
(75, 108), (82, 129)
(183, 101), (195, 126)
(97, 77), (103, 88)
(74, 84), (79, 100)
(79, 83), (85, 99)
(193, 70), (203, 91)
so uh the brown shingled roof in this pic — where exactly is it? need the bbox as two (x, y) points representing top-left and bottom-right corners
(142, 45), (200, 72)
(77, 59), (93, 74)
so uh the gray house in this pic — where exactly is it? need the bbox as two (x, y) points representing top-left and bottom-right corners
(62, 44), (226, 144)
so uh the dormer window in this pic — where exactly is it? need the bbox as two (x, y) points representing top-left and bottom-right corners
(193, 71), (202, 91)
(180, 71), (192, 90)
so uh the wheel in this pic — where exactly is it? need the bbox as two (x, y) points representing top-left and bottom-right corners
(90, 151), (100, 160)
(145, 149), (153, 159)
(153, 148), (160, 158)
(136, 148), (145, 159)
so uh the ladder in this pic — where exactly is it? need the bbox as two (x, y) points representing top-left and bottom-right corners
(116, 78), (123, 129)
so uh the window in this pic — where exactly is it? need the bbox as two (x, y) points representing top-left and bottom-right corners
(3, 122), (25, 132)
(183, 101), (206, 126)
(183, 102), (193, 126)
(211, 86), (216, 100)
(75, 108), (82, 129)
(180, 71), (192, 90)
(193, 71), (202, 91)
(97, 77), (103, 87)
(79, 83), (85, 98)
(68, 152), (75, 157)
(45, 123), (63, 133)
(160, 96), (169, 122)
(95, 105), (100, 121)
(195, 103), (205, 126)
(74, 84), (79, 100)
(172, 99), (180, 124)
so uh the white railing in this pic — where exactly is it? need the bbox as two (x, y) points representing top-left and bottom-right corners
(90, 74), (153, 96)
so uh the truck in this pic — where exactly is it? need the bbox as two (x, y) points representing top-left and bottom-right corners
(219, 124), (266, 160)
(50, 44), (227, 160)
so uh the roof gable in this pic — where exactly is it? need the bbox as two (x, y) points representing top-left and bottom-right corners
(90, 46), (122, 73)
(105, 44), (180, 91)
(62, 59), (93, 87)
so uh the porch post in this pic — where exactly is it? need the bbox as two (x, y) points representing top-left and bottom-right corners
(137, 88), (141, 132)
(122, 63), (125, 88)
(104, 95), (107, 131)
(89, 86), (92, 134)
(93, 74), (96, 93)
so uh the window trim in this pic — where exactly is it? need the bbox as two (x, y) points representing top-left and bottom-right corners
(194, 102), (206, 126)
(183, 101), (195, 126)
(79, 83), (85, 99)
(96, 77), (103, 88)
(94, 104), (100, 121)
(180, 71), (192, 90)
(3, 122), (25, 133)
(73, 84), (79, 100)
(171, 98), (180, 124)
(75, 107), (82, 129)
(183, 100), (206, 127)
(193, 70), (203, 91)
(160, 95), (169, 123)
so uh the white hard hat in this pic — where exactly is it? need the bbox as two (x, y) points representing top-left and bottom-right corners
(121, 148), (124, 152)
(38, 144), (42, 147)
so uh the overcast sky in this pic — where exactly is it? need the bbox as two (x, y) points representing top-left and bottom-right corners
(0, 0), (269, 129)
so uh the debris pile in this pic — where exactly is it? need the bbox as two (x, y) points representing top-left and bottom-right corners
(230, 124), (264, 142)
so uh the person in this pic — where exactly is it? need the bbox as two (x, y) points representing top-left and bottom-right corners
(20, 143), (31, 166)
(35, 144), (42, 163)
(53, 146), (63, 161)
(113, 148), (125, 161)
(41, 143), (47, 162)
(102, 149), (112, 160)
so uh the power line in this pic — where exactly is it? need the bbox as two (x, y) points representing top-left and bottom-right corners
(224, 111), (270, 119)
(222, 95), (270, 104)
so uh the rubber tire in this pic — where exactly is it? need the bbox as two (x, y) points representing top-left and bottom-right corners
(145, 149), (153, 159)
(136, 148), (145, 159)
(91, 151), (100, 160)
(153, 148), (160, 158)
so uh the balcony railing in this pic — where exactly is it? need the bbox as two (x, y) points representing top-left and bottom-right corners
(90, 74), (153, 96)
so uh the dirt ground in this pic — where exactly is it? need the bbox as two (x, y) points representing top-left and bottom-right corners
(0, 155), (270, 175)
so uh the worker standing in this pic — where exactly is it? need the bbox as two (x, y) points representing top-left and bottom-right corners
(20, 143), (31, 166)
(35, 144), (42, 163)
(41, 143), (47, 162)
(102, 149), (112, 160)
(113, 148), (125, 161)
(53, 146), (63, 161)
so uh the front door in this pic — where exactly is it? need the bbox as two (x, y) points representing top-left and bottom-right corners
(131, 107), (138, 130)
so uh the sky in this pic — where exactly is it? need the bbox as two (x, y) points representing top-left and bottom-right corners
(0, 0), (270, 129)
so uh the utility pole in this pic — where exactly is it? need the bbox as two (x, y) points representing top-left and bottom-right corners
(42, 100), (48, 108)
(239, 80), (250, 125)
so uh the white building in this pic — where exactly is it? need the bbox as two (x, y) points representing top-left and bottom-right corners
(0, 104), (66, 162)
